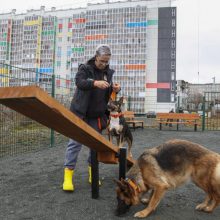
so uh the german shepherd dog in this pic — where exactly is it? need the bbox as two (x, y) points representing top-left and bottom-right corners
(107, 97), (133, 157)
(115, 139), (220, 218)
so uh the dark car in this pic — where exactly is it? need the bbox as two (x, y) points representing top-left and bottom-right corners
(146, 111), (156, 118)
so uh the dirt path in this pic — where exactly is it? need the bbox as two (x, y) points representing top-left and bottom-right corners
(0, 129), (220, 220)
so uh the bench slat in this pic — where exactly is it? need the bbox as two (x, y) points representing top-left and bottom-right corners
(123, 111), (144, 129)
(156, 113), (200, 120)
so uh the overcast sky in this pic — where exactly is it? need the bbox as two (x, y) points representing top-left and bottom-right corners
(1, 0), (220, 84)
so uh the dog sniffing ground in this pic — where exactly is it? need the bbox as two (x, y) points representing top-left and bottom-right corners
(1, 128), (220, 220)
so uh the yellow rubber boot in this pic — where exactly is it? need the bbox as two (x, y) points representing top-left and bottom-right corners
(63, 168), (74, 191)
(88, 166), (101, 186)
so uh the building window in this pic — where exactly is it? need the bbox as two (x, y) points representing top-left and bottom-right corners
(171, 81), (176, 91)
(171, 61), (175, 69)
(171, 29), (175, 37)
(172, 8), (176, 17)
(171, 50), (175, 59)
(171, 93), (175, 102)
(171, 39), (175, 48)
(172, 19), (176, 27)
(171, 71), (175, 80)
(57, 61), (61, 68)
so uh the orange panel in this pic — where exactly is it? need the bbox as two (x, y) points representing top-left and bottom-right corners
(75, 18), (86, 24)
(85, 34), (107, 41)
(125, 64), (146, 70)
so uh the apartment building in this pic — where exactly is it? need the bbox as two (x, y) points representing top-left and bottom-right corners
(0, 0), (176, 114)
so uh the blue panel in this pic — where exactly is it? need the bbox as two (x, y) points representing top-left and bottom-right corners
(39, 68), (53, 73)
(126, 21), (148, 28)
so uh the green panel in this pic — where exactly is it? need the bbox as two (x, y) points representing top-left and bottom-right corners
(42, 31), (55, 35)
(0, 42), (7, 46)
(72, 47), (84, 52)
(148, 20), (158, 25)
(56, 61), (61, 67)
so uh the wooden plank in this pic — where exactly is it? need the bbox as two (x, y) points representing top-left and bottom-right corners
(159, 121), (200, 125)
(156, 113), (200, 120)
(0, 85), (134, 165)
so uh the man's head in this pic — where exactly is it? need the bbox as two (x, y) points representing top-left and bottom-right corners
(95, 44), (111, 70)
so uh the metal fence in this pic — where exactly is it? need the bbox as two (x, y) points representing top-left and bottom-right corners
(176, 93), (220, 131)
(203, 92), (220, 131)
(0, 63), (74, 158)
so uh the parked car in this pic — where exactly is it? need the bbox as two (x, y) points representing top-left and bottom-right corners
(146, 111), (156, 118)
(197, 111), (203, 116)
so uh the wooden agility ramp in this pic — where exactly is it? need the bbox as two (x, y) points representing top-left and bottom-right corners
(0, 85), (134, 166)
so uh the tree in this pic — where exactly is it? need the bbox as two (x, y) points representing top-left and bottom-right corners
(187, 92), (203, 111)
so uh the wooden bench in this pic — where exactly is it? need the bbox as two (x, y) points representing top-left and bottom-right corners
(156, 113), (201, 131)
(123, 111), (144, 130)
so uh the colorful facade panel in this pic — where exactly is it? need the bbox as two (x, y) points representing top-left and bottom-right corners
(146, 83), (170, 89)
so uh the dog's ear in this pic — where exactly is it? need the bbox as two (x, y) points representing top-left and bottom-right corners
(114, 179), (126, 190)
(119, 97), (124, 104)
(121, 179), (136, 195)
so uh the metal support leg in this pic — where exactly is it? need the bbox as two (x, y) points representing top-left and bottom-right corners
(91, 149), (99, 199)
(194, 124), (197, 131)
(119, 147), (127, 180)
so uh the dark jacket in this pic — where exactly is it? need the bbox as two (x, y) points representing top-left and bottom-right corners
(70, 57), (115, 118)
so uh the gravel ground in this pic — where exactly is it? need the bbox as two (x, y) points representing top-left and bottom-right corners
(0, 128), (220, 220)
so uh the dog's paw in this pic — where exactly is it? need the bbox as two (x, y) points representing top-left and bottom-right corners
(196, 203), (207, 211)
(129, 153), (133, 158)
(203, 206), (214, 213)
(134, 211), (147, 218)
(196, 204), (214, 213)
(140, 198), (150, 205)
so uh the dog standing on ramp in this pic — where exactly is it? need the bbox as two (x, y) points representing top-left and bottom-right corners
(107, 97), (133, 157)
(115, 139), (220, 218)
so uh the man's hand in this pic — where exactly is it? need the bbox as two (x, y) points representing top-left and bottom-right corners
(94, 80), (110, 89)
(112, 83), (121, 93)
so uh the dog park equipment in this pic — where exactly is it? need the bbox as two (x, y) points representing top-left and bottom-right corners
(0, 85), (134, 198)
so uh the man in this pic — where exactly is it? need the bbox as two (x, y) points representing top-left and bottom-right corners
(63, 45), (120, 191)
(166, 108), (174, 127)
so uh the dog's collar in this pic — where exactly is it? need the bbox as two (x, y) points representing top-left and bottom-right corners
(110, 113), (123, 118)
(125, 178), (141, 193)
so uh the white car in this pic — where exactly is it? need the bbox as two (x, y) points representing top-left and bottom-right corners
(197, 111), (203, 116)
